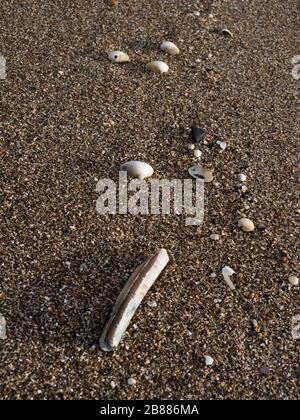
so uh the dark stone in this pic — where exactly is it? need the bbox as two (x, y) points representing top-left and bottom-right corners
(191, 126), (205, 142)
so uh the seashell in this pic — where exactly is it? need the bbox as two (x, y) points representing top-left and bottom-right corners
(222, 266), (236, 291)
(189, 165), (214, 183)
(238, 173), (247, 182)
(289, 276), (299, 286)
(120, 161), (154, 180)
(191, 126), (205, 142)
(100, 249), (170, 352)
(193, 149), (202, 158)
(108, 51), (130, 63)
(147, 61), (169, 74)
(188, 144), (195, 151)
(0, 314), (6, 340)
(216, 140), (227, 151)
(222, 28), (233, 37)
(204, 356), (214, 366)
(160, 41), (180, 55)
(210, 234), (220, 241)
(238, 218), (255, 232)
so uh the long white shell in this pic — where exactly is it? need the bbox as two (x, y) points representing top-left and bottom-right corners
(147, 61), (169, 74)
(100, 249), (170, 352)
(108, 51), (130, 63)
(160, 41), (180, 55)
(120, 161), (154, 180)
(0, 314), (7, 340)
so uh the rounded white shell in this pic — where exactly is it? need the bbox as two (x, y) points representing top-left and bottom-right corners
(238, 218), (255, 232)
(147, 61), (169, 74)
(188, 165), (214, 183)
(120, 161), (154, 180)
(289, 276), (299, 286)
(160, 41), (180, 55)
(108, 51), (130, 63)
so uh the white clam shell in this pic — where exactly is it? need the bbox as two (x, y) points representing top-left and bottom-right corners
(147, 61), (169, 74)
(108, 51), (130, 63)
(238, 218), (255, 232)
(289, 276), (299, 286)
(120, 161), (154, 180)
(160, 41), (180, 55)
(204, 356), (214, 366)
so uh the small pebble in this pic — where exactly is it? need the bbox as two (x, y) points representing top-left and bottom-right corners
(210, 272), (217, 279)
(260, 367), (270, 376)
(0, 314), (6, 340)
(110, 381), (116, 389)
(193, 149), (202, 158)
(289, 276), (299, 286)
(241, 185), (248, 193)
(210, 234), (220, 241)
(188, 144), (195, 151)
(120, 161), (154, 180)
(204, 356), (214, 366)
(127, 377), (137, 386)
(194, 11), (200, 17)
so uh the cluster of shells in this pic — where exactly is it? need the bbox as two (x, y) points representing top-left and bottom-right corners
(108, 40), (180, 74)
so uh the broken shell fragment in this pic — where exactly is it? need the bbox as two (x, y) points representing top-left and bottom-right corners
(147, 61), (169, 74)
(120, 161), (154, 180)
(238, 173), (247, 182)
(189, 165), (214, 183)
(222, 266), (236, 291)
(100, 249), (170, 352)
(108, 51), (130, 63)
(238, 218), (255, 232)
(222, 28), (233, 37)
(160, 41), (180, 55)
(216, 141), (227, 151)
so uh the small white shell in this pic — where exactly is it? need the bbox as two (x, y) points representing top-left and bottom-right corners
(193, 149), (202, 158)
(210, 234), (220, 241)
(160, 41), (180, 55)
(204, 356), (214, 366)
(289, 276), (299, 286)
(0, 314), (6, 340)
(120, 161), (154, 180)
(222, 28), (233, 37)
(238, 173), (247, 182)
(147, 61), (169, 74)
(108, 51), (130, 63)
(216, 141), (227, 151)
(238, 218), (255, 232)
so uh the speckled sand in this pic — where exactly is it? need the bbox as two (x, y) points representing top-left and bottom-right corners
(0, 0), (299, 400)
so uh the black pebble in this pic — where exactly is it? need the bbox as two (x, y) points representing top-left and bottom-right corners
(191, 126), (205, 142)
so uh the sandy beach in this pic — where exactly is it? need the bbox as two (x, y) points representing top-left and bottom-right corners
(0, 0), (299, 400)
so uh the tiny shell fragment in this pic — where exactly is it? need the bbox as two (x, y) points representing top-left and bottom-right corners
(120, 161), (154, 180)
(238, 218), (255, 232)
(222, 266), (236, 291)
(100, 249), (170, 352)
(189, 165), (214, 183)
(160, 41), (180, 55)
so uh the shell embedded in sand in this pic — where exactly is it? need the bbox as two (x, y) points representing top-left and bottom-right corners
(147, 61), (169, 74)
(160, 41), (180, 55)
(108, 51), (130, 63)
(222, 28), (233, 37)
(238, 218), (255, 232)
(120, 161), (154, 180)
(188, 165), (214, 183)
(100, 249), (170, 352)
(222, 266), (236, 291)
